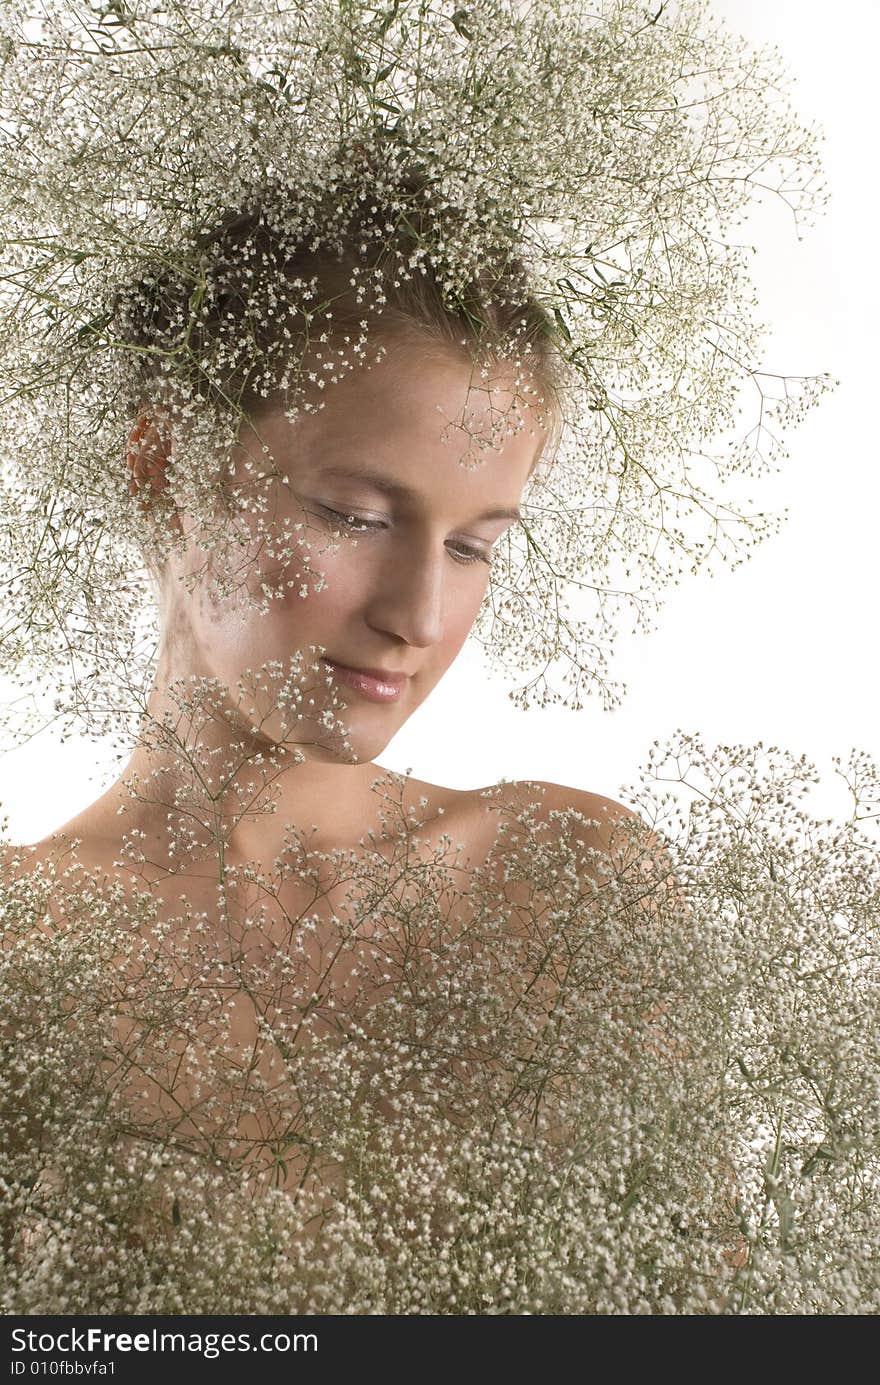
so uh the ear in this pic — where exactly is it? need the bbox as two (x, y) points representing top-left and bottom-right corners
(126, 409), (182, 534)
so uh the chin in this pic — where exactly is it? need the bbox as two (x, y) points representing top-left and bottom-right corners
(256, 695), (404, 766)
(293, 727), (394, 766)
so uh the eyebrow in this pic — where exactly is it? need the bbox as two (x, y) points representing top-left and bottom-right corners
(317, 465), (522, 525)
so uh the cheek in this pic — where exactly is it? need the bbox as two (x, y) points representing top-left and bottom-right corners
(213, 509), (354, 611)
(434, 575), (489, 665)
(241, 545), (366, 668)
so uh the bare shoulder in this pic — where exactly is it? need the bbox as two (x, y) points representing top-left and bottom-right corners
(453, 777), (679, 903)
(508, 780), (682, 908)
(0, 826), (105, 882)
(0, 823), (131, 933)
(510, 779), (639, 828)
(466, 777), (643, 853)
(0, 836), (64, 884)
(0, 835), (81, 944)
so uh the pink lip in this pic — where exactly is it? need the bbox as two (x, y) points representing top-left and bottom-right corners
(321, 658), (408, 703)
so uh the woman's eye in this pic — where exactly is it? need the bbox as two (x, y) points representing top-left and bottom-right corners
(447, 542), (492, 566)
(316, 505), (385, 532)
(315, 506), (491, 565)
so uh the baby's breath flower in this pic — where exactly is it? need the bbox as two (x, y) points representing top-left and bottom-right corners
(0, 0), (831, 737)
(1, 0), (865, 1322)
(1, 729), (878, 1313)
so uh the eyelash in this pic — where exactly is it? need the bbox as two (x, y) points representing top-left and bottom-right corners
(315, 506), (492, 566)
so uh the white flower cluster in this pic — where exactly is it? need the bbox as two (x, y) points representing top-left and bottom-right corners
(1, 728), (877, 1314)
(1, 3), (864, 1318)
(0, 0), (830, 741)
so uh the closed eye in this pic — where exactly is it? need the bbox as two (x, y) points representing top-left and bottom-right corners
(315, 504), (384, 533)
(314, 506), (493, 566)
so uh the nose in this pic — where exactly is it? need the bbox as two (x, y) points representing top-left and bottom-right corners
(364, 541), (445, 649)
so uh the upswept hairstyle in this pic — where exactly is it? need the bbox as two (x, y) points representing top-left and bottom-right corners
(114, 158), (564, 449)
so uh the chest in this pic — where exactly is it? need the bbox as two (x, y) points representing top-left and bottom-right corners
(104, 817), (502, 1200)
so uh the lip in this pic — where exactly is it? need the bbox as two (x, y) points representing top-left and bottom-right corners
(320, 657), (409, 703)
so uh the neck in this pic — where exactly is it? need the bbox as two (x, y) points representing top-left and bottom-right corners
(112, 670), (397, 876)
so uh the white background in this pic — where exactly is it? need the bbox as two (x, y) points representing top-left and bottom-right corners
(2, 0), (876, 842)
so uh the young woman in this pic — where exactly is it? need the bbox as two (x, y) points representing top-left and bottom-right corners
(3, 189), (649, 1228)
(14, 194), (639, 889)
(0, 0), (829, 1313)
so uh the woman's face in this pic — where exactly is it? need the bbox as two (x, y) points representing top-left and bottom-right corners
(155, 342), (547, 765)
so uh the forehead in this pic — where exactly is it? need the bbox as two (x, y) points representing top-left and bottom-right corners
(243, 340), (548, 490)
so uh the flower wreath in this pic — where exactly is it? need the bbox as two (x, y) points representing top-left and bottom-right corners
(0, 0), (829, 744)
